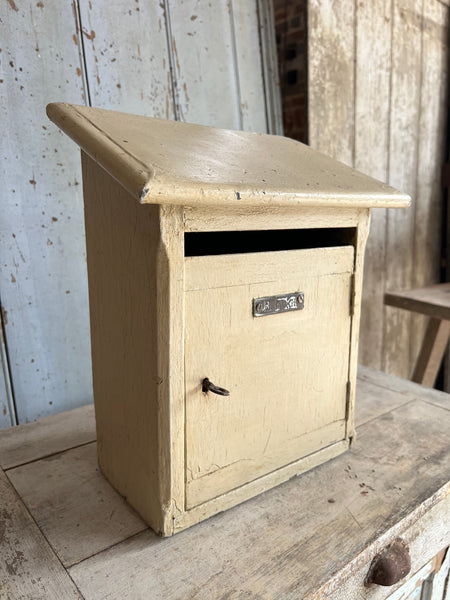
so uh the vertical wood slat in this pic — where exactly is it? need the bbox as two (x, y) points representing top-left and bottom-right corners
(0, 317), (16, 428)
(307, 0), (355, 167)
(0, 0), (90, 424)
(257, 0), (284, 135)
(1, 0), (272, 425)
(77, 0), (174, 120)
(230, 0), (268, 133)
(164, 0), (241, 128)
(308, 0), (449, 379)
(411, 1), (449, 368)
(384, 0), (425, 378)
(411, 317), (450, 387)
(356, 0), (392, 369)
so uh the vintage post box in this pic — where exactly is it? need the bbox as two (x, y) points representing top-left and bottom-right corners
(47, 104), (409, 536)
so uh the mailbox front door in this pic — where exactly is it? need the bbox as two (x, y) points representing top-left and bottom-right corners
(184, 245), (354, 508)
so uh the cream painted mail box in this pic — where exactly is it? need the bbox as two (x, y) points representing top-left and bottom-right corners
(47, 104), (409, 536)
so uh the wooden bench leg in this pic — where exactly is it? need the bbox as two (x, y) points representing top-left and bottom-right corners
(411, 318), (450, 387)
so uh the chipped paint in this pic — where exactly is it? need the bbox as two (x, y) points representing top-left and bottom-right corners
(83, 29), (96, 40)
(5, 0), (18, 12)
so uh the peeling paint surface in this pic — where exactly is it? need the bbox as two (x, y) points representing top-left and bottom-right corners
(78, 0), (173, 119)
(1, 0), (270, 426)
(0, 0), (91, 424)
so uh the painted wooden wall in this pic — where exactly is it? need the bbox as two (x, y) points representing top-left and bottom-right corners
(308, 0), (449, 379)
(2, 0), (448, 425)
(0, 0), (275, 425)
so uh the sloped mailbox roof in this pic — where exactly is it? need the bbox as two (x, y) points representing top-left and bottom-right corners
(47, 103), (410, 209)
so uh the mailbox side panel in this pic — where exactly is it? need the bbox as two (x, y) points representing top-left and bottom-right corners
(82, 154), (168, 533)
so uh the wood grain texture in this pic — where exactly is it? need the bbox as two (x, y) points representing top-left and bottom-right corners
(0, 469), (82, 599)
(166, 0), (241, 128)
(77, 0), (173, 119)
(256, 0), (284, 135)
(2, 0), (272, 426)
(320, 492), (450, 599)
(68, 397), (450, 599)
(0, 321), (15, 428)
(6, 443), (147, 567)
(358, 364), (450, 412)
(354, 378), (412, 428)
(385, 283), (450, 321)
(309, 1), (449, 381)
(411, 318), (450, 387)
(356, 0), (392, 369)
(428, 548), (450, 600)
(230, 0), (268, 133)
(0, 403), (95, 470)
(1, 370), (449, 598)
(411, 0), (449, 368)
(384, 0), (423, 379)
(0, 0), (92, 423)
(308, 0), (355, 166)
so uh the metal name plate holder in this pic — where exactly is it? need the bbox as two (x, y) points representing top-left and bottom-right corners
(253, 292), (305, 317)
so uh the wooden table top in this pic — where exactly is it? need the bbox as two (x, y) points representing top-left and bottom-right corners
(385, 282), (450, 321)
(1, 366), (450, 599)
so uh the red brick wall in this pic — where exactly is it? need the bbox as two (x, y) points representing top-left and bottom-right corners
(273, 0), (307, 143)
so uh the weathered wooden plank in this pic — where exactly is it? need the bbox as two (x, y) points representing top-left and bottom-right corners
(166, 0), (241, 128)
(385, 283), (450, 321)
(427, 548), (450, 600)
(355, 0), (392, 370)
(411, 318), (450, 388)
(411, 1), (449, 368)
(354, 378), (412, 427)
(0, 0), (91, 423)
(307, 0), (355, 166)
(383, 0), (423, 379)
(0, 321), (15, 428)
(68, 399), (450, 599)
(6, 442), (147, 568)
(77, 0), (174, 119)
(256, 0), (283, 134)
(358, 364), (450, 412)
(230, 0), (268, 132)
(322, 493), (450, 599)
(0, 469), (82, 599)
(0, 403), (95, 470)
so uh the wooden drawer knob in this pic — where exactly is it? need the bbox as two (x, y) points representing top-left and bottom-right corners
(365, 539), (411, 586)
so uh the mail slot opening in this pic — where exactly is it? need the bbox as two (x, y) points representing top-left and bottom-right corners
(185, 227), (356, 257)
